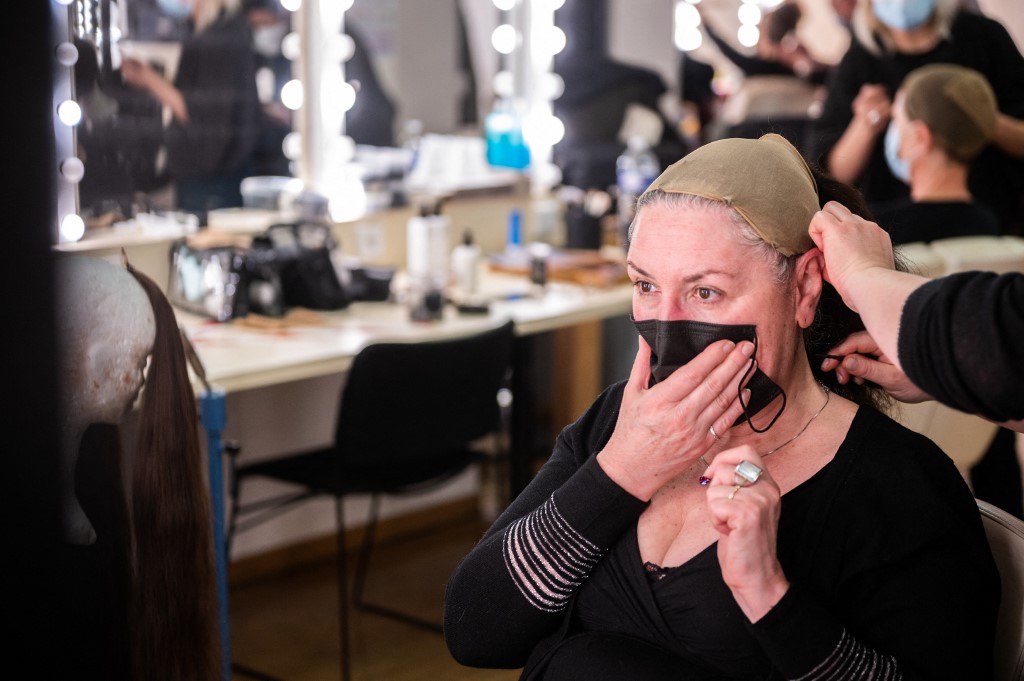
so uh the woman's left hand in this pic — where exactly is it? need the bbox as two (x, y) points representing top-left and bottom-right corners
(704, 446), (790, 622)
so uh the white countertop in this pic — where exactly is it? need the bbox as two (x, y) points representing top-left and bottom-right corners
(179, 274), (632, 394)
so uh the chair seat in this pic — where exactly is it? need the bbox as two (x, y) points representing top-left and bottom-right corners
(239, 447), (481, 497)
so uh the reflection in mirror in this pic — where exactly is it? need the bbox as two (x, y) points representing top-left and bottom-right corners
(69, 0), (291, 228)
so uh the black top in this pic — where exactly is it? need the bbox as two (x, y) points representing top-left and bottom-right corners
(899, 271), (1024, 422)
(444, 383), (999, 680)
(809, 10), (1024, 233)
(165, 11), (261, 181)
(871, 198), (1000, 244)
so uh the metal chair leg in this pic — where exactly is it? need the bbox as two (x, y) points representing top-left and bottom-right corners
(335, 498), (352, 681)
(351, 494), (443, 633)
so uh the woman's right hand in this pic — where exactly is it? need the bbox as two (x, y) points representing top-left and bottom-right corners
(851, 83), (891, 134)
(596, 337), (754, 501)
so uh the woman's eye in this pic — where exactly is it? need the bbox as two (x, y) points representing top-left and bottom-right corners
(635, 281), (654, 294)
(697, 287), (714, 300)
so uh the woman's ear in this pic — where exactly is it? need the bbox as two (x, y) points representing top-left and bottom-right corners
(793, 248), (824, 329)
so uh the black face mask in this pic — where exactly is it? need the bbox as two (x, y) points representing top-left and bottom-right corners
(633, 317), (787, 433)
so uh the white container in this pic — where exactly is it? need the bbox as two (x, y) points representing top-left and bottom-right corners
(450, 229), (481, 297)
(406, 212), (450, 290)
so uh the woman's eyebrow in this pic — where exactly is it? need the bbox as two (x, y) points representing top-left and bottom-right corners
(625, 260), (651, 278)
(628, 260), (734, 282)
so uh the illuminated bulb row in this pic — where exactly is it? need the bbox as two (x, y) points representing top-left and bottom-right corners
(674, 0), (702, 52)
(737, 0), (762, 48)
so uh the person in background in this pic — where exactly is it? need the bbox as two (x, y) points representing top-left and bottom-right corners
(122, 0), (261, 218)
(701, 1), (829, 85)
(871, 63), (1000, 244)
(444, 134), (998, 680)
(811, 0), (1024, 235)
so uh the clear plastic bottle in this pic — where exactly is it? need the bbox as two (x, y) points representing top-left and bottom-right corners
(615, 136), (660, 242)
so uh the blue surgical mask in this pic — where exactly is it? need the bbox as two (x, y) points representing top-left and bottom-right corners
(872, 0), (936, 32)
(156, 0), (192, 19)
(884, 122), (911, 185)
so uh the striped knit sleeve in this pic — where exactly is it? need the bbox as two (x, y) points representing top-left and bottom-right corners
(790, 630), (901, 681)
(502, 495), (603, 612)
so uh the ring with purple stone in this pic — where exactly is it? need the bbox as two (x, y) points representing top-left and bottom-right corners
(698, 455), (712, 486)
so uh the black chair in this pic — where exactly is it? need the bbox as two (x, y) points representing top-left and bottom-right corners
(227, 320), (516, 681)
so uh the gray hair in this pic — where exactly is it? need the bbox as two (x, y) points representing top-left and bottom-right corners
(629, 190), (797, 284)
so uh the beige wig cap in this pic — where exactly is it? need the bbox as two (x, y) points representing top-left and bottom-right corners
(902, 63), (997, 163)
(642, 133), (818, 256)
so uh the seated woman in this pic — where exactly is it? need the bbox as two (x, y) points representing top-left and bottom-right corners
(443, 134), (999, 679)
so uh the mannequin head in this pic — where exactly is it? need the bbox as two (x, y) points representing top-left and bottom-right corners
(56, 256), (156, 544)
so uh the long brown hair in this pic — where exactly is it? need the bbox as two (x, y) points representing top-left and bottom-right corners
(128, 264), (220, 681)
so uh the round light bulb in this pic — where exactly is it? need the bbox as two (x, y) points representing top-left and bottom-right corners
(60, 214), (86, 242)
(538, 26), (566, 56)
(737, 24), (760, 47)
(281, 32), (301, 61)
(60, 157), (86, 184)
(337, 82), (357, 112)
(57, 100), (82, 127)
(493, 70), (515, 98)
(333, 33), (356, 63)
(283, 131), (303, 160)
(492, 0), (516, 10)
(675, 2), (700, 28)
(280, 0), (301, 11)
(675, 27), (703, 51)
(491, 24), (519, 55)
(55, 42), (79, 67)
(542, 72), (565, 100)
(738, 3), (762, 26)
(281, 78), (304, 110)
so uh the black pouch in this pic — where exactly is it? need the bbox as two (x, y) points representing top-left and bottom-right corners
(256, 221), (350, 310)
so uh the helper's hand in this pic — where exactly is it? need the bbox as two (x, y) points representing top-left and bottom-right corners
(808, 200), (895, 313)
(596, 336), (754, 502)
(821, 331), (932, 403)
(704, 446), (788, 622)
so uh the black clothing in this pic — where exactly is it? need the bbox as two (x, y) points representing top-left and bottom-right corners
(166, 11), (262, 214)
(445, 382), (999, 680)
(898, 271), (1024, 423)
(810, 10), (1024, 234)
(871, 198), (1000, 245)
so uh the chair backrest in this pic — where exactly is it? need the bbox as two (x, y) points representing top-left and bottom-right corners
(978, 499), (1024, 681)
(334, 320), (516, 471)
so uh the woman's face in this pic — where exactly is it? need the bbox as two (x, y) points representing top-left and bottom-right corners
(627, 200), (818, 383)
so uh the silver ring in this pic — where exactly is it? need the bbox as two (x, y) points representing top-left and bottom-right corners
(867, 109), (881, 126)
(728, 484), (742, 500)
(709, 424), (721, 441)
(734, 460), (763, 487)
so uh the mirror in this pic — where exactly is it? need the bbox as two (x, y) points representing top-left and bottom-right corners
(58, 0), (491, 237)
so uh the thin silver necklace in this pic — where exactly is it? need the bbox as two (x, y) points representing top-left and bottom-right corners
(698, 383), (830, 485)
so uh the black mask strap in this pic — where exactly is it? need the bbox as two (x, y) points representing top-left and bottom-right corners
(737, 333), (787, 433)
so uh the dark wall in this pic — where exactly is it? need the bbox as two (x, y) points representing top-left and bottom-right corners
(6, 2), (66, 675)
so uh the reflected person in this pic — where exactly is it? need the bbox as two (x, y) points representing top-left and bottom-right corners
(122, 0), (261, 216)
